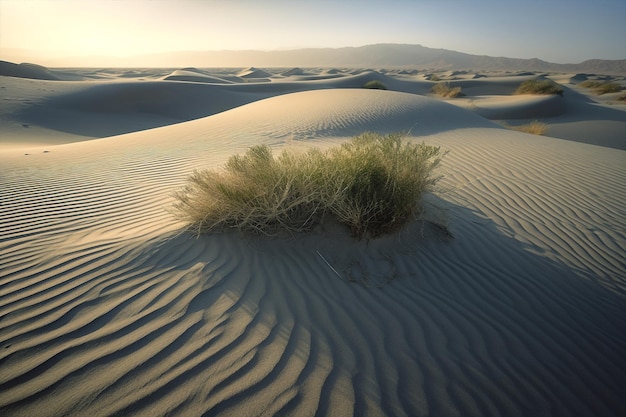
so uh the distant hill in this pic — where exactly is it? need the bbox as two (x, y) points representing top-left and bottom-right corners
(3, 44), (625, 74)
(86, 44), (626, 74)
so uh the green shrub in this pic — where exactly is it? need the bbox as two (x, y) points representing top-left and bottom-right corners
(172, 132), (446, 239)
(431, 82), (463, 98)
(324, 133), (445, 238)
(515, 79), (564, 96)
(363, 80), (387, 90)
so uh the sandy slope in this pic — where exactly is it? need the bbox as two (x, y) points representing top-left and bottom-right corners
(1, 75), (625, 417)
(2, 68), (624, 150)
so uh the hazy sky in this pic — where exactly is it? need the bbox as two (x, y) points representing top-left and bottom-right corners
(1, 0), (625, 64)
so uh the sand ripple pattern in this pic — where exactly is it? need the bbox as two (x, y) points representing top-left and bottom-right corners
(1, 90), (625, 416)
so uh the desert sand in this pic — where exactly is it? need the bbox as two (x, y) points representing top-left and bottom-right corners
(1, 64), (625, 417)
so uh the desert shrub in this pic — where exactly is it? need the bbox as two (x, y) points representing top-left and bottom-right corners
(431, 82), (463, 98)
(172, 145), (327, 235)
(595, 82), (622, 95)
(363, 80), (387, 90)
(503, 120), (549, 135)
(515, 79), (564, 96)
(580, 80), (622, 95)
(579, 80), (604, 89)
(323, 133), (445, 238)
(617, 93), (626, 102)
(172, 132), (446, 239)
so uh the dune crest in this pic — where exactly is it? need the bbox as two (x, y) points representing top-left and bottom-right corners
(237, 67), (273, 78)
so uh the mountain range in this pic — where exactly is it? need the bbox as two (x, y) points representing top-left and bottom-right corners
(3, 43), (625, 74)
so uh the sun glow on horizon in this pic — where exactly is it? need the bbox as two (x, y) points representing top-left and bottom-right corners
(1, 0), (625, 65)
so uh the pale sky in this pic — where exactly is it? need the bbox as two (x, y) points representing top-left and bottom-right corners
(1, 0), (625, 65)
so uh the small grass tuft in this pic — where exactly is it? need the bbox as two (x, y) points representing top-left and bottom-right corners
(503, 120), (549, 135)
(363, 80), (387, 90)
(515, 79), (564, 96)
(432, 82), (463, 98)
(172, 132), (446, 239)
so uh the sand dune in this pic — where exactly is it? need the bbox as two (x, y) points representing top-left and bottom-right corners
(280, 67), (306, 76)
(4, 67), (622, 149)
(454, 94), (567, 119)
(0, 60), (60, 80)
(0, 69), (429, 147)
(162, 68), (237, 84)
(237, 67), (273, 79)
(1, 68), (625, 417)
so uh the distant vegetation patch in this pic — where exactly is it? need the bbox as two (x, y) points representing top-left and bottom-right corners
(515, 79), (564, 96)
(580, 81), (622, 95)
(431, 82), (463, 98)
(595, 83), (622, 95)
(502, 120), (549, 135)
(172, 132), (446, 239)
(363, 80), (387, 90)
(579, 80), (604, 89)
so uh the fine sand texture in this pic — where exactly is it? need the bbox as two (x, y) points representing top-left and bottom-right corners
(1, 66), (625, 417)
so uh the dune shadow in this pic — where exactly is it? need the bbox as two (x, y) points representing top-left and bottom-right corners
(540, 85), (626, 149)
(124, 194), (626, 415)
(2, 192), (624, 416)
(16, 82), (269, 138)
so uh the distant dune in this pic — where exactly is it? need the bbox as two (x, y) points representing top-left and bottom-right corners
(0, 60), (60, 80)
